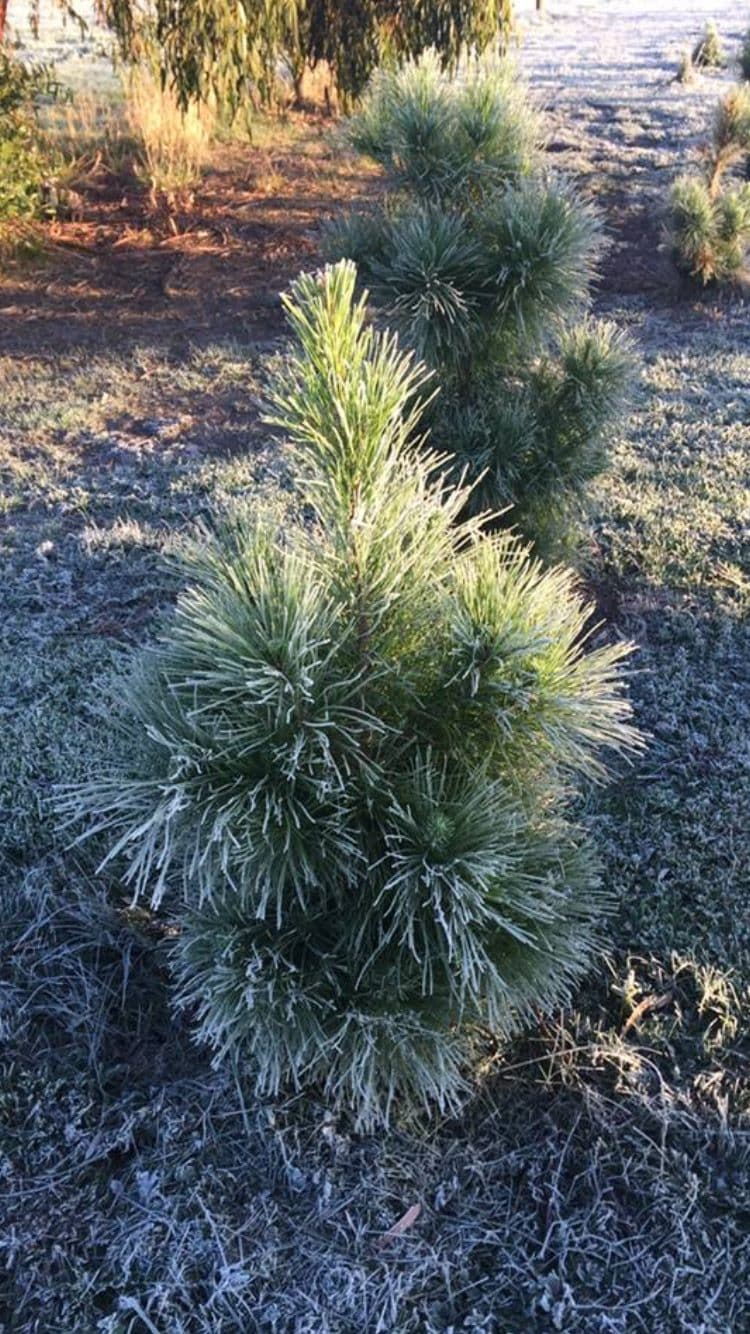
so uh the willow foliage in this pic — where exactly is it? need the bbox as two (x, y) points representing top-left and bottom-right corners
(98, 0), (512, 109)
(68, 261), (640, 1128)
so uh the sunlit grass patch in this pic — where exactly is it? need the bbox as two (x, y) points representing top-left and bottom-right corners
(593, 324), (750, 596)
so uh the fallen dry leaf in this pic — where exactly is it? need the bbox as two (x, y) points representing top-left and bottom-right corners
(376, 1203), (421, 1249)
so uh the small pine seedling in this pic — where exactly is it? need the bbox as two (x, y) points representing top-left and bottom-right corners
(692, 20), (725, 69)
(670, 83), (750, 285)
(670, 174), (750, 283)
(708, 83), (750, 192)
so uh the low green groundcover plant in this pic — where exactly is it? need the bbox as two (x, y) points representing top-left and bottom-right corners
(68, 261), (640, 1128)
(328, 53), (635, 556)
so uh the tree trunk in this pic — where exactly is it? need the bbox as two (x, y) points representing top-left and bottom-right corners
(0, 0), (9, 45)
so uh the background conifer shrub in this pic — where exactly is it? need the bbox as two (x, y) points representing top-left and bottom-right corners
(692, 20), (725, 68)
(669, 84), (750, 285)
(676, 47), (696, 85)
(328, 54), (635, 557)
(710, 82), (750, 184)
(69, 261), (640, 1129)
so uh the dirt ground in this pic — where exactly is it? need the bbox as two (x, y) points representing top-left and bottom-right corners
(0, 126), (375, 358)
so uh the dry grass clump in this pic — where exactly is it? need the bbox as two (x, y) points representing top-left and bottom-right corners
(125, 69), (215, 206)
(44, 88), (138, 183)
(676, 47), (696, 85)
(741, 29), (750, 81)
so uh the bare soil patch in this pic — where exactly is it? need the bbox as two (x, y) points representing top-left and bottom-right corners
(0, 119), (371, 359)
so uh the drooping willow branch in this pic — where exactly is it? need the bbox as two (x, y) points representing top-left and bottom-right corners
(92, 0), (513, 108)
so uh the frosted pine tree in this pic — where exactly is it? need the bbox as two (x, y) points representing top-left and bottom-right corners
(70, 262), (641, 1127)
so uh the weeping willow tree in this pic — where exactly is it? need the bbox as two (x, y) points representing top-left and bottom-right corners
(96, 0), (513, 109)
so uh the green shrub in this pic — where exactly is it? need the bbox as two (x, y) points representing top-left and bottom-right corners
(344, 51), (539, 201)
(0, 49), (60, 252)
(692, 20), (725, 68)
(669, 85), (750, 285)
(67, 261), (640, 1129)
(329, 54), (634, 556)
